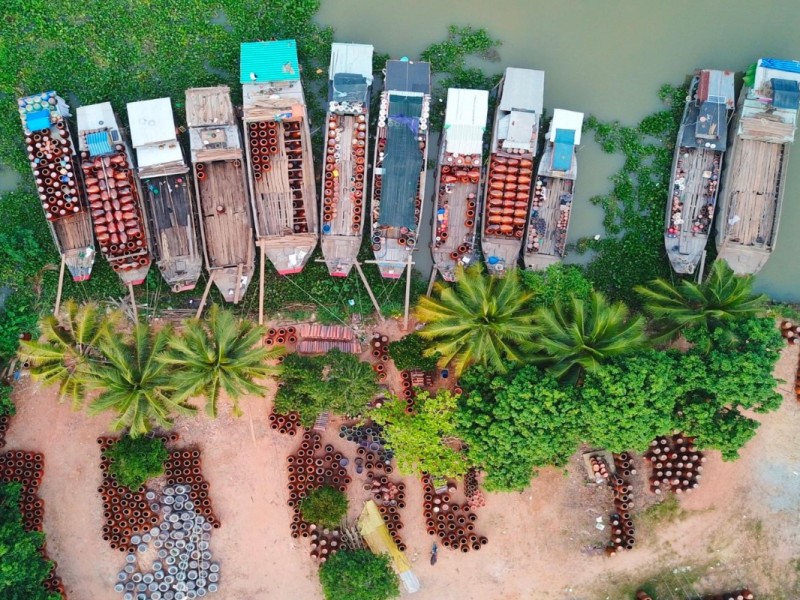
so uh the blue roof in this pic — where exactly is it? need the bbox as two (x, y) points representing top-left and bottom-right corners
(26, 109), (51, 132)
(761, 58), (800, 74)
(86, 131), (113, 157)
(772, 78), (800, 110)
(552, 129), (575, 171)
(240, 40), (300, 84)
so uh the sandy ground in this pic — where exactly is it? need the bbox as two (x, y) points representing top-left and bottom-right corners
(5, 326), (800, 600)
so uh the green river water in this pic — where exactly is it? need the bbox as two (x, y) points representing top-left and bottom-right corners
(319, 0), (800, 300)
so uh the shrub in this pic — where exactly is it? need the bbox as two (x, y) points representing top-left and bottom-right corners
(0, 382), (14, 416)
(104, 436), (169, 490)
(299, 486), (348, 529)
(318, 549), (399, 600)
(0, 482), (60, 599)
(387, 333), (440, 372)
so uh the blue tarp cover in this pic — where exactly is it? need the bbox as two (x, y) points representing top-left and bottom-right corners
(552, 129), (575, 171)
(772, 78), (800, 110)
(86, 131), (113, 157)
(26, 110), (51, 132)
(761, 58), (800, 74)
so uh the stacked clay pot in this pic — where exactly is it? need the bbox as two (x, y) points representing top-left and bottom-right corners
(0, 412), (11, 448)
(81, 145), (150, 273)
(322, 112), (367, 232)
(264, 326), (297, 348)
(284, 120), (309, 234)
(247, 120), (278, 179)
(339, 423), (394, 474)
(286, 433), (350, 560)
(399, 371), (417, 413)
(485, 156), (534, 238)
(779, 320), (800, 346)
(164, 447), (220, 528)
(421, 474), (488, 553)
(370, 333), (389, 382)
(605, 452), (636, 555)
(0, 450), (66, 596)
(269, 410), (300, 436)
(372, 476), (407, 552)
(702, 590), (755, 600)
(636, 592), (654, 600)
(464, 469), (485, 510)
(98, 436), (161, 553)
(644, 434), (704, 494)
(18, 100), (83, 221)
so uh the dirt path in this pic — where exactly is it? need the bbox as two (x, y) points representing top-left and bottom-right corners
(5, 340), (799, 599)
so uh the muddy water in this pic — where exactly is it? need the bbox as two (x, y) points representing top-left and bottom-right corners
(318, 0), (800, 300)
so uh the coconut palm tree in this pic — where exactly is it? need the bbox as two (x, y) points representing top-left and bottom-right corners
(531, 291), (647, 384)
(634, 259), (767, 342)
(160, 304), (284, 417)
(84, 322), (195, 437)
(414, 264), (535, 375)
(17, 300), (118, 408)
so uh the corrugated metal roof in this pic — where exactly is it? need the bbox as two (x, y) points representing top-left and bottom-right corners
(444, 88), (488, 155)
(498, 67), (545, 114)
(697, 70), (735, 108)
(385, 60), (430, 94)
(77, 102), (118, 133)
(548, 109), (584, 144)
(499, 111), (537, 150)
(240, 40), (300, 84)
(127, 97), (177, 148)
(330, 42), (374, 82)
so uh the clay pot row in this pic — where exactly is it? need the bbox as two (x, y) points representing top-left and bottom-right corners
(370, 332), (390, 361)
(27, 130), (82, 220)
(269, 410), (300, 436)
(779, 320), (800, 346)
(164, 449), (220, 527)
(340, 423), (394, 467)
(378, 498), (407, 552)
(421, 474), (487, 553)
(308, 527), (343, 562)
(605, 452), (635, 554)
(264, 326), (297, 347)
(644, 435), (704, 493)
(485, 155), (533, 238)
(701, 590), (755, 600)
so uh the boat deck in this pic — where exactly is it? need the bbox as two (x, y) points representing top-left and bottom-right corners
(665, 145), (721, 274)
(141, 173), (202, 291)
(51, 213), (95, 281)
(432, 177), (480, 281)
(523, 174), (573, 270)
(196, 160), (254, 301)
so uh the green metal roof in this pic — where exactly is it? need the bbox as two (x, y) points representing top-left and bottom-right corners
(240, 40), (300, 84)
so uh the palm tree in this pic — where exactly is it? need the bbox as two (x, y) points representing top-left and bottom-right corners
(531, 291), (647, 384)
(160, 304), (284, 417)
(414, 264), (535, 375)
(84, 322), (195, 437)
(17, 300), (118, 408)
(634, 259), (767, 342)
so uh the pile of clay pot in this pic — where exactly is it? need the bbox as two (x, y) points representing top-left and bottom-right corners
(339, 423), (394, 476)
(779, 320), (800, 345)
(370, 333), (390, 382)
(485, 155), (534, 238)
(637, 590), (755, 600)
(603, 453), (636, 556)
(263, 326), (297, 348)
(269, 410), (301, 436)
(0, 411), (11, 448)
(0, 450), (65, 596)
(247, 120), (278, 179)
(464, 469), (486, 510)
(164, 447), (220, 529)
(421, 474), (488, 553)
(322, 112), (367, 232)
(644, 434), (704, 494)
(286, 432), (350, 561)
(367, 475), (408, 552)
(113, 483), (221, 599)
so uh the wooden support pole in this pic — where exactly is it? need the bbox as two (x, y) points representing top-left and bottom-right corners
(127, 282), (138, 323)
(233, 263), (244, 305)
(426, 267), (437, 297)
(54, 255), (66, 316)
(354, 261), (384, 323)
(697, 250), (708, 283)
(195, 272), (215, 319)
(403, 255), (413, 331)
(258, 242), (266, 325)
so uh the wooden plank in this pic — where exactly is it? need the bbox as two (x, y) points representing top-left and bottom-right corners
(403, 255), (413, 330)
(128, 282), (138, 322)
(354, 261), (384, 322)
(54, 255), (66, 315)
(258, 242), (265, 325)
(195, 272), (215, 319)
(233, 263), (244, 304)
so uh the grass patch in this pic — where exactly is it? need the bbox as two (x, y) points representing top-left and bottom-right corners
(639, 494), (685, 528)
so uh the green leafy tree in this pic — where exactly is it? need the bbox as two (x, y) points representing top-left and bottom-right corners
(161, 305), (282, 417)
(17, 301), (117, 408)
(580, 352), (679, 453)
(531, 291), (647, 383)
(635, 259), (768, 343)
(104, 435), (169, 490)
(274, 350), (379, 427)
(371, 390), (468, 479)
(457, 366), (583, 491)
(387, 333), (440, 372)
(299, 486), (348, 529)
(0, 482), (60, 600)
(318, 549), (399, 600)
(84, 323), (195, 437)
(414, 264), (535, 375)
(520, 264), (593, 309)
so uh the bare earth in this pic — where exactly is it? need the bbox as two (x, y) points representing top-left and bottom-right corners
(6, 328), (799, 600)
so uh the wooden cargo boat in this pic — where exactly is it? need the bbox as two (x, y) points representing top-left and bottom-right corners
(482, 67), (545, 275)
(320, 42), (374, 277)
(240, 39), (318, 275)
(17, 92), (95, 282)
(664, 69), (734, 275)
(370, 58), (431, 279)
(431, 88), (489, 281)
(76, 102), (152, 286)
(185, 86), (255, 303)
(127, 97), (202, 292)
(523, 108), (584, 271)
(716, 58), (800, 274)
